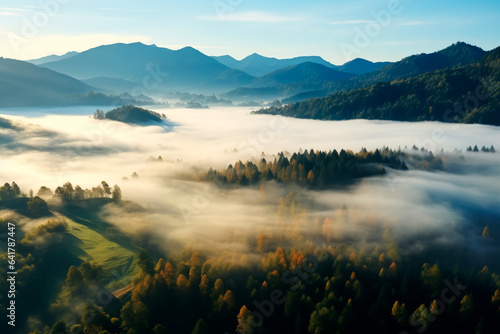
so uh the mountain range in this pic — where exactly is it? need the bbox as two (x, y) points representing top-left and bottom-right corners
(0, 57), (140, 108)
(256, 44), (500, 126)
(39, 43), (255, 93)
(30, 42), (391, 96)
(2, 41), (493, 110)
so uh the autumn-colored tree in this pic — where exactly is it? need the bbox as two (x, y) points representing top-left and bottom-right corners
(391, 301), (407, 324)
(482, 226), (490, 238)
(236, 305), (253, 334)
(176, 274), (190, 291)
(211, 278), (225, 299)
(459, 294), (473, 320)
(492, 289), (500, 304)
(307, 170), (315, 184)
(155, 258), (166, 273)
(409, 304), (433, 333)
(163, 262), (175, 285)
(199, 274), (209, 295)
(223, 289), (236, 310)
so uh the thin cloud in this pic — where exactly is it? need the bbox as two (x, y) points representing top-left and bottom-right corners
(397, 21), (428, 26)
(98, 7), (157, 13)
(199, 11), (302, 23)
(0, 11), (18, 16)
(0, 7), (31, 12)
(329, 20), (373, 25)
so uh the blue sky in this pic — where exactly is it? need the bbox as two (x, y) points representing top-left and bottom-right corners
(0, 0), (498, 64)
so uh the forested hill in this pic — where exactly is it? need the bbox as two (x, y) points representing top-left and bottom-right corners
(256, 46), (500, 126)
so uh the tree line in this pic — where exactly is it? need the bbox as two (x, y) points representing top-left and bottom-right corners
(256, 46), (500, 126)
(202, 148), (416, 188)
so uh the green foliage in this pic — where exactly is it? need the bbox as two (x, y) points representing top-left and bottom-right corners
(27, 196), (50, 218)
(137, 251), (155, 276)
(204, 148), (416, 188)
(0, 182), (22, 200)
(104, 105), (165, 124)
(256, 46), (500, 125)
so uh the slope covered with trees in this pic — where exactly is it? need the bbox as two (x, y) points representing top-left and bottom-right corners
(27, 191), (500, 334)
(94, 105), (167, 125)
(256, 46), (500, 125)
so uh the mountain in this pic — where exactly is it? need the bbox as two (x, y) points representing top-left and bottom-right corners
(280, 42), (487, 103)
(212, 55), (241, 69)
(338, 58), (391, 75)
(41, 43), (254, 93)
(27, 51), (79, 65)
(249, 62), (355, 87)
(0, 58), (144, 108)
(223, 62), (355, 101)
(213, 53), (337, 77)
(82, 77), (140, 94)
(355, 42), (486, 86)
(0, 57), (92, 107)
(255, 45), (500, 126)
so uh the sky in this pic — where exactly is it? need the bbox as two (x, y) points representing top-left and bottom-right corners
(0, 0), (499, 64)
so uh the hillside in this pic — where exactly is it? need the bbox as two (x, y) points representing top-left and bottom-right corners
(27, 51), (79, 65)
(338, 58), (391, 75)
(255, 46), (500, 125)
(213, 53), (337, 76)
(354, 42), (486, 86)
(41, 42), (254, 93)
(249, 62), (355, 88)
(224, 62), (356, 101)
(281, 42), (487, 103)
(0, 58), (95, 107)
(99, 105), (166, 125)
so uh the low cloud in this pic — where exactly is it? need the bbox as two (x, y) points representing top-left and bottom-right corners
(0, 107), (498, 270)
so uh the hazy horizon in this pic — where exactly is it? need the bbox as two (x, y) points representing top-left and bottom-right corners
(1, 0), (499, 63)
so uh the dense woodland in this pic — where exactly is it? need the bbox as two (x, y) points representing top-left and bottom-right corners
(197, 147), (457, 188)
(11, 191), (499, 334)
(0, 151), (498, 334)
(256, 46), (500, 125)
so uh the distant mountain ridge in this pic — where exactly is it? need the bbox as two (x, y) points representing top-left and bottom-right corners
(281, 41), (487, 103)
(354, 42), (486, 86)
(0, 58), (140, 108)
(249, 62), (355, 88)
(41, 42), (254, 93)
(212, 53), (338, 77)
(27, 51), (79, 65)
(255, 44), (500, 126)
(338, 58), (391, 75)
(0, 57), (92, 107)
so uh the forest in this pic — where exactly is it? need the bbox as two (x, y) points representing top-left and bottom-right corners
(256, 47), (500, 125)
(4, 188), (497, 334)
(196, 147), (455, 188)
(0, 145), (497, 334)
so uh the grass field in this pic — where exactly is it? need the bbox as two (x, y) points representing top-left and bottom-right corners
(54, 198), (141, 289)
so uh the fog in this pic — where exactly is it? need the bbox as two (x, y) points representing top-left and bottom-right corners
(1, 106), (499, 269)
